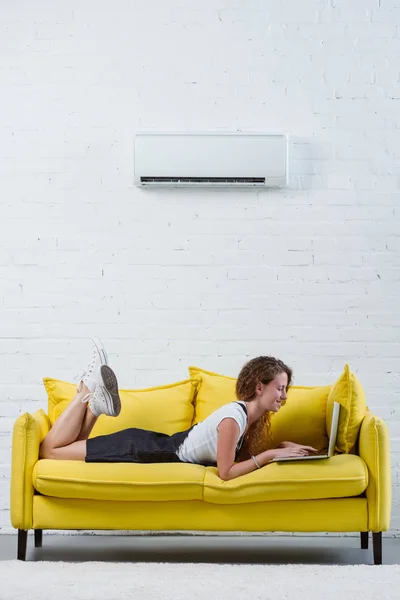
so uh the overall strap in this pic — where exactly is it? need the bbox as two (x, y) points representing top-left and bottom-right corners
(235, 401), (248, 456)
(236, 401), (247, 416)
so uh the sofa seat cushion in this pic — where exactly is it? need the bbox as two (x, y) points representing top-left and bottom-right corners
(33, 460), (206, 502)
(203, 454), (368, 504)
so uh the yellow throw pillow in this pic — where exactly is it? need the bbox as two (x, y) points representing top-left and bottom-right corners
(188, 366), (330, 451)
(43, 377), (197, 437)
(326, 364), (367, 453)
(267, 385), (331, 451)
(188, 366), (237, 424)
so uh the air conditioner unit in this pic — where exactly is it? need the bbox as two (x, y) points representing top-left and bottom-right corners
(134, 133), (288, 188)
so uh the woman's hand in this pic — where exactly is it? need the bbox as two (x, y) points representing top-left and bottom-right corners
(278, 441), (318, 454)
(264, 445), (318, 461)
(269, 447), (312, 459)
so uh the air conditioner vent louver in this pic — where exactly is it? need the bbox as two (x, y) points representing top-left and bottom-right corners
(140, 176), (266, 186)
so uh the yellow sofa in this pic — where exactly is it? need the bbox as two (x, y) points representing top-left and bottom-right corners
(10, 365), (391, 564)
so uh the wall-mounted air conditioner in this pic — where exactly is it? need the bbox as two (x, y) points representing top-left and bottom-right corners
(134, 133), (288, 188)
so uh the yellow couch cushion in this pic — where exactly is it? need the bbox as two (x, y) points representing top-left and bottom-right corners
(266, 385), (331, 451)
(188, 366), (237, 424)
(188, 366), (331, 451)
(33, 460), (206, 502)
(203, 454), (368, 504)
(43, 377), (197, 436)
(32, 454), (367, 505)
(326, 364), (367, 453)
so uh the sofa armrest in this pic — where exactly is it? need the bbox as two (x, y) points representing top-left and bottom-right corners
(358, 411), (391, 532)
(11, 410), (50, 530)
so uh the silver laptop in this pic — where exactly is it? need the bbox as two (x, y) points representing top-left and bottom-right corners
(273, 401), (341, 463)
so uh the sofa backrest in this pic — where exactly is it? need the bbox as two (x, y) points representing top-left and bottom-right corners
(43, 362), (367, 454)
(188, 366), (331, 451)
(188, 364), (368, 454)
(43, 377), (197, 437)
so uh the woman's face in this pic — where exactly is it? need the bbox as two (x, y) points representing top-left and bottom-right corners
(257, 372), (288, 412)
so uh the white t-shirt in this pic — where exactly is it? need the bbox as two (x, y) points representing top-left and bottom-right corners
(176, 401), (247, 465)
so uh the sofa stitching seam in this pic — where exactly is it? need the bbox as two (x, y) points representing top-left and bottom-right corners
(35, 475), (367, 487)
(35, 476), (206, 486)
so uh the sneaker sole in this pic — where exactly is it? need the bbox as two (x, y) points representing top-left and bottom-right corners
(100, 365), (121, 416)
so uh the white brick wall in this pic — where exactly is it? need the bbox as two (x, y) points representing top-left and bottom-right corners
(1, 0), (399, 534)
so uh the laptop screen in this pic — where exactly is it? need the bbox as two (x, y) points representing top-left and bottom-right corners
(327, 402), (341, 457)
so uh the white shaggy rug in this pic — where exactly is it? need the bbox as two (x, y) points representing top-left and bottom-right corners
(1, 561), (400, 600)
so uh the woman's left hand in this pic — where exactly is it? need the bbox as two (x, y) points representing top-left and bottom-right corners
(279, 441), (318, 454)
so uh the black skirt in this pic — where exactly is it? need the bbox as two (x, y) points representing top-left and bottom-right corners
(85, 426), (193, 464)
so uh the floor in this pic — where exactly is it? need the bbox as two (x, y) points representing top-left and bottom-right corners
(0, 533), (399, 564)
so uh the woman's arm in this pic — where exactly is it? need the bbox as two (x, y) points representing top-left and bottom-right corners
(216, 419), (311, 480)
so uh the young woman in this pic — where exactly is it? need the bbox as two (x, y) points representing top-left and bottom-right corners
(39, 340), (317, 480)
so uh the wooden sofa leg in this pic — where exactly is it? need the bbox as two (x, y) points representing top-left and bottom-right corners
(17, 530), (27, 561)
(34, 529), (43, 548)
(372, 532), (382, 565)
(360, 531), (369, 549)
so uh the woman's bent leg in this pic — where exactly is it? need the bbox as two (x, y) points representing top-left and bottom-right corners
(39, 338), (121, 460)
(39, 384), (93, 457)
(76, 407), (98, 441)
(42, 440), (87, 461)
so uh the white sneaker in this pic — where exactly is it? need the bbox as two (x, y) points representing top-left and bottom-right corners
(78, 338), (109, 393)
(83, 365), (121, 417)
(92, 336), (108, 366)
